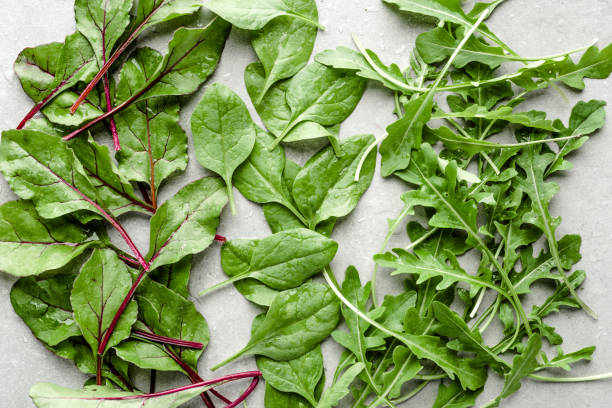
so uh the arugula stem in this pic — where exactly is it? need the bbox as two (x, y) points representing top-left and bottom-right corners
(354, 137), (380, 182)
(389, 380), (430, 404)
(405, 227), (439, 251)
(371, 203), (413, 306)
(198, 273), (246, 297)
(529, 373), (612, 383)
(132, 330), (204, 349)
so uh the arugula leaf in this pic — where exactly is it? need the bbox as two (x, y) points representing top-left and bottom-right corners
(204, 0), (324, 30)
(380, 94), (433, 176)
(115, 48), (188, 205)
(432, 380), (483, 408)
(486, 334), (542, 407)
(212, 228), (337, 293)
(316, 363), (365, 408)
(292, 134), (376, 228)
(257, 346), (323, 406)
(0, 201), (95, 277)
(251, 0), (319, 103)
(147, 177), (227, 270)
(315, 46), (409, 92)
(192, 83), (256, 215)
(71, 250), (138, 356)
(212, 282), (340, 368)
(11, 274), (81, 346)
(542, 346), (595, 371)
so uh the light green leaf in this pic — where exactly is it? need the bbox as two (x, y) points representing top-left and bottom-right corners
(29, 381), (220, 408)
(316, 363), (365, 408)
(192, 83), (256, 215)
(114, 340), (183, 372)
(147, 177), (227, 270)
(134, 0), (202, 32)
(204, 0), (323, 30)
(70, 249), (138, 355)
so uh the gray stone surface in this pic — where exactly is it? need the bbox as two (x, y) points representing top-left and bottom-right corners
(1, 0), (612, 407)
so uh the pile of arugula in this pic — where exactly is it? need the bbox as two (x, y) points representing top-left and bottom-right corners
(1, 0), (612, 407)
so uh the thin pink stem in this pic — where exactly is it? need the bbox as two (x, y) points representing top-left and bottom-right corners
(70, 1), (166, 113)
(73, 372), (262, 401)
(98, 268), (147, 355)
(102, 71), (120, 151)
(133, 330), (204, 350)
(118, 253), (141, 268)
(214, 234), (227, 243)
(225, 377), (260, 408)
(16, 90), (59, 129)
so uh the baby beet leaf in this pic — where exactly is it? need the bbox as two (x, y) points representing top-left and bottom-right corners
(204, 0), (324, 31)
(114, 340), (184, 373)
(272, 63), (366, 147)
(29, 371), (260, 408)
(115, 47), (188, 208)
(0, 130), (149, 270)
(205, 228), (337, 295)
(11, 274), (82, 346)
(148, 256), (192, 299)
(15, 32), (97, 129)
(74, 0), (132, 64)
(212, 282), (340, 369)
(191, 83), (257, 215)
(71, 0), (204, 112)
(256, 346), (323, 406)
(0, 201), (96, 277)
(64, 18), (231, 141)
(71, 249), (138, 357)
(251, 0), (318, 104)
(69, 137), (155, 216)
(147, 177), (228, 270)
(134, 278), (209, 368)
(292, 134), (377, 228)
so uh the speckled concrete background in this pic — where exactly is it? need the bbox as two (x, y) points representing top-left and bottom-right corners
(1, 1), (612, 407)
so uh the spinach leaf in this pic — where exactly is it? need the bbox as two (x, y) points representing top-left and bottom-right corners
(272, 63), (366, 146)
(209, 228), (337, 294)
(292, 134), (376, 228)
(257, 346), (323, 406)
(212, 282), (340, 368)
(71, 250), (138, 356)
(251, 0), (318, 103)
(192, 83), (256, 215)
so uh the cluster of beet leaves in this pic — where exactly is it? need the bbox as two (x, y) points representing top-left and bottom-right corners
(2, 0), (612, 407)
